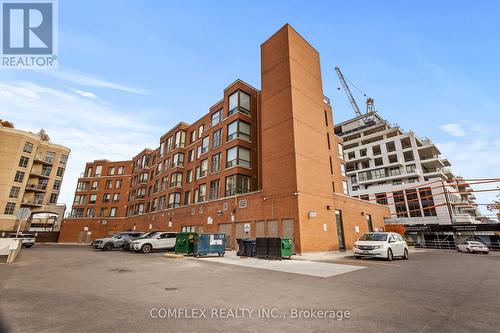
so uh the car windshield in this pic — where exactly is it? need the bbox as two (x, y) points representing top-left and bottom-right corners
(359, 233), (388, 241)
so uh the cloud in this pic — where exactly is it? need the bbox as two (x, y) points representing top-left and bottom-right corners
(72, 89), (97, 99)
(439, 123), (465, 137)
(48, 68), (149, 95)
(436, 122), (500, 218)
(0, 81), (165, 211)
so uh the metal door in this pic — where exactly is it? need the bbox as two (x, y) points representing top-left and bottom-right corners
(267, 220), (278, 237)
(336, 210), (346, 251)
(78, 231), (84, 243)
(218, 223), (232, 250)
(255, 221), (265, 238)
(282, 219), (295, 253)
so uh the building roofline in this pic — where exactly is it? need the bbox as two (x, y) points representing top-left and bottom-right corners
(334, 111), (385, 128)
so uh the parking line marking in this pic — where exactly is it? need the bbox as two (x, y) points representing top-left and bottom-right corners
(333, 259), (401, 267)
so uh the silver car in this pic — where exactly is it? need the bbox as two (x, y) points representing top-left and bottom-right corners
(91, 232), (143, 251)
(457, 241), (489, 254)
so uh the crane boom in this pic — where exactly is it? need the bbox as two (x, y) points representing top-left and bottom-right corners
(335, 66), (363, 118)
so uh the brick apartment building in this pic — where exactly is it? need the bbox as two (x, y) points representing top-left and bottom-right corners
(60, 24), (390, 252)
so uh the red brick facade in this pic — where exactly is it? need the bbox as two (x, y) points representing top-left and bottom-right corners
(59, 24), (390, 252)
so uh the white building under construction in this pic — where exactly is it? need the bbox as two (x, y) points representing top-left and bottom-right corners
(334, 111), (481, 226)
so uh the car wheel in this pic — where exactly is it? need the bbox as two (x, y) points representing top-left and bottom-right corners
(103, 243), (113, 251)
(387, 248), (393, 261)
(25, 245), (32, 248)
(141, 244), (152, 254)
(403, 248), (409, 260)
(466, 248), (471, 253)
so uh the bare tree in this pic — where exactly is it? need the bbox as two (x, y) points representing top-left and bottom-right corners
(37, 129), (50, 141)
(0, 119), (14, 128)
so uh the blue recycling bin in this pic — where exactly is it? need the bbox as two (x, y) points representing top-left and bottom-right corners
(193, 234), (226, 257)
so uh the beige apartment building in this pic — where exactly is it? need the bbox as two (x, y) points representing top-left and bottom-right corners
(0, 122), (70, 231)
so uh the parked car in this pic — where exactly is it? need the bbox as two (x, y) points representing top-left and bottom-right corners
(123, 231), (159, 251)
(8, 233), (35, 248)
(353, 232), (409, 261)
(91, 232), (143, 251)
(457, 241), (489, 254)
(130, 232), (177, 253)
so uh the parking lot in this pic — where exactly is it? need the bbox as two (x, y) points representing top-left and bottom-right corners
(1, 245), (499, 333)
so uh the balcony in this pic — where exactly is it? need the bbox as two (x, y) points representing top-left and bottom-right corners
(34, 155), (54, 165)
(25, 183), (47, 192)
(22, 199), (43, 207)
(30, 170), (51, 179)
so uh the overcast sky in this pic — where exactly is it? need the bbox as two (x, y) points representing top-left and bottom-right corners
(1, 0), (499, 217)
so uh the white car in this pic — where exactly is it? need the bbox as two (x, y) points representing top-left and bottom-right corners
(457, 241), (489, 254)
(130, 232), (177, 253)
(354, 232), (409, 261)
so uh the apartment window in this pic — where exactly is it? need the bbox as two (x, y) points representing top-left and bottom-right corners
(375, 193), (388, 205)
(212, 128), (222, 148)
(340, 164), (346, 176)
(227, 120), (250, 141)
(89, 194), (97, 204)
(408, 177), (419, 183)
(360, 149), (367, 157)
(366, 214), (374, 232)
(211, 153), (221, 173)
(86, 208), (94, 217)
(372, 145), (381, 156)
(419, 187), (437, 217)
(403, 151), (414, 162)
(228, 90), (251, 116)
(338, 144), (344, 159)
(186, 169), (193, 183)
(201, 136), (209, 154)
(374, 157), (383, 166)
(387, 166), (401, 177)
(392, 179), (402, 185)
(4, 202), (16, 215)
(103, 193), (111, 203)
(406, 164), (417, 174)
(358, 171), (369, 182)
(193, 188), (199, 203)
(324, 110), (329, 126)
(9, 186), (20, 198)
(160, 142), (166, 157)
(211, 109), (223, 126)
(170, 172), (182, 188)
(49, 193), (58, 204)
(371, 168), (386, 180)
(361, 160), (370, 169)
(190, 130), (196, 144)
(393, 190), (408, 218)
(14, 171), (25, 183)
(174, 130), (186, 149)
(86, 167), (92, 178)
(187, 150), (194, 163)
(19, 156), (29, 168)
(348, 151), (355, 160)
(181, 225), (195, 232)
(73, 195), (86, 205)
(165, 136), (173, 153)
(112, 193), (119, 202)
(350, 175), (357, 184)
(198, 184), (207, 202)
(342, 181), (349, 194)
(226, 146), (250, 168)
(56, 167), (64, 177)
(209, 179), (220, 200)
(168, 193), (181, 208)
(91, 181), (98, 190)
(172, 153), (185, 168)
(105, 180), (113, 189)
(196, 159), (208, 179)
(42, 165), (52, 177)
(95, 165), (102, 176)
(225, 174), (250, 196)
(388, 154), (398, 164)
(60, 154), (68, 165)
(196, 146), (202, 159)
(160, 176), (167, 191)
(386, 141), (396, 152)
(117, 166), (124, 175)
(184, 191), (191, 205)
(114, 179), (121, 189)
(401, 137), (412, 149)
(198, 125), (205, 139)
(110, 207), (117, 217)
(23, 142), (33, 153)
(406, 189), (422, 217)
(360, 195), (369, 201)
(108, 167), (115, 175)
(53, 180), (61, 190)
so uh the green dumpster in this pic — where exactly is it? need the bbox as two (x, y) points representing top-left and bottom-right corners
(175, 232), (197, 254)
(281, 237), (293, 259)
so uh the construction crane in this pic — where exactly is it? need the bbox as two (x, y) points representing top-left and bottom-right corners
(335, 66), (363, 118)
(335, 66), (375, 116)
